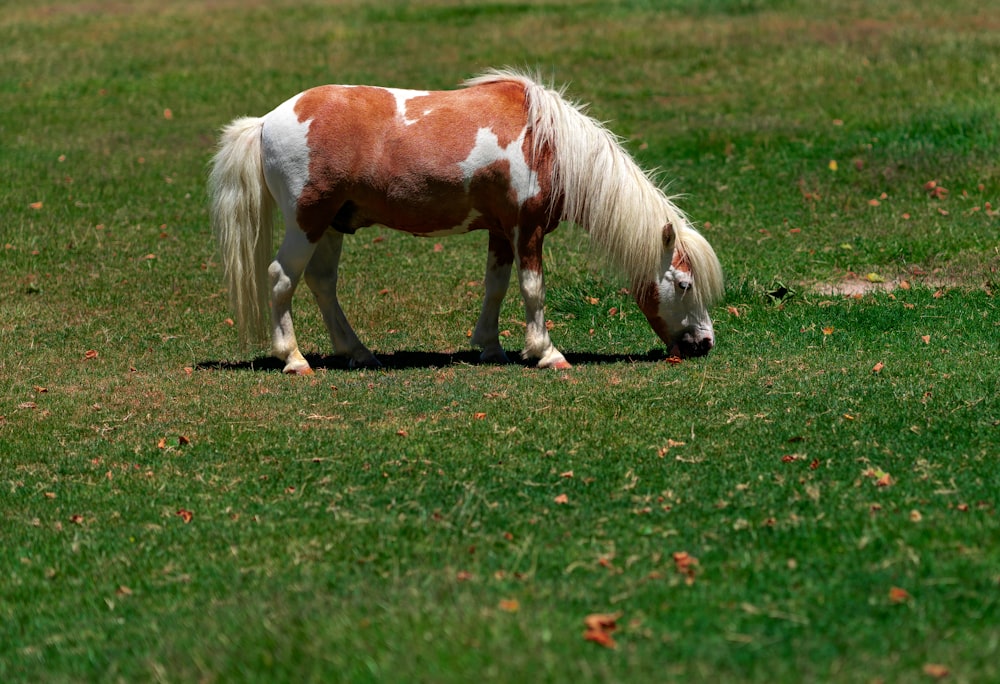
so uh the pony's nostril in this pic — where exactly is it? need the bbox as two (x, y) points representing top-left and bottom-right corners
(678, 335), (714, 357)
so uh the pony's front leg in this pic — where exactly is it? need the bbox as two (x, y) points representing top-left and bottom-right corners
(515, 227), (571, 370)
(304, 231), (380, 368)
(269, 227), (316, 375)
(471, 233), (513, 364)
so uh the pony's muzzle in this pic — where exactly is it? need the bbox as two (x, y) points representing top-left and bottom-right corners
(673, 331), (714, 358)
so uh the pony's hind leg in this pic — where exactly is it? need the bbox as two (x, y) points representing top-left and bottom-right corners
(514, 227), (571, 370)
(304, 231), (380, 368)
(269, 225), (316, 375)
(471, 233), (514, 364)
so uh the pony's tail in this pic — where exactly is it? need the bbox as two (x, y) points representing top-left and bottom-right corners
(209, 117), (273, 348)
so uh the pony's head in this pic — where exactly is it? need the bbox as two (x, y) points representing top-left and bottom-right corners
(635, 222), (723, 358)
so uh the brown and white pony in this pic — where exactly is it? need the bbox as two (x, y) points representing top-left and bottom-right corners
(210, 69), (723, 373)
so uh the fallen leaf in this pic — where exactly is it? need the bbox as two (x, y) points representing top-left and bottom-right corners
(872, 361), (885, 374)
(18, 402), (38, 410)
(921, 335), (931, 344)
(868, 199), (881, 207)
(583, 612), (622, 650)
(396, 429), (408, 437)
(559, 470), (574, 479)
(176, 509), (193, 523)
(673, 551), (698, 582)
(84, 349), (99, 360)
(456, 571), (472, 582)
(889, 586), (911, 603)
(163, 108), (173, 119)
(473, 412), (487, 420)
(30, 201), (44, 210)
(69, 514), (84, 525)
(116, 585), (133, 596)
(583, 628), (617, 649)
(554, 493), (569, 505)
(433, 243), (443, 252)
(498, 599), (520, 613)
(922, 663), (949, 679)
(828, 160), (838, 171)
(910, 509), (922, 522)
(178, 435), (191, 446)
(726, 305), (740, 317)
(585, 296), (600, 305)
(822, 326), (834, 335)
(866, 272), (885, 283)
(157, 437), (167, 449)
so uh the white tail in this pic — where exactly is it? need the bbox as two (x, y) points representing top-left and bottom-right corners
(209, 117), (274, 347)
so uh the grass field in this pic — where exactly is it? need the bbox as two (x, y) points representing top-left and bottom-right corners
(2, 0), (998, 681)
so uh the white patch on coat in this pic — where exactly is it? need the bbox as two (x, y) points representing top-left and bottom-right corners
(261, 92), (313, 204)
(384, 88), (431, 126)
(458, 126), (540, 206)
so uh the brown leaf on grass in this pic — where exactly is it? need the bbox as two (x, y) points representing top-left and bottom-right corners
(84, 349), (99, 360)
(889, 586), (911, 603)
(584, 628), (617, 649)
(163, 108), (173, 120)
(673, 551), (698, 583)
(18, 402), (38, 410)
(157, 437), (167, 449)
(726, 305), (740, 317)
(178, 435), (191, 446)
(583, 612), (622, 649)
(456, 570), (472, 582)
(33, 386), (48, 393)
(872, 361), (885, 374)
(559, 470), (574, 479)
(553, 493), (569, 505)
(30, 201), (44, 210)
(176, 509), (193, 523)
(921, 335), (931, 344)
(473, 412), (487, 420)
(498, 599), (520, 613)
(922, 663), (949, 679)
(69, 514), (84, 525)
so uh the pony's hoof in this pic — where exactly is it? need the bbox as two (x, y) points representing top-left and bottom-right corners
(349, 355), (382, 370)
(283, 363), (314, 376)
(479, 349), (511, 365)
(537, 353), (572, 370)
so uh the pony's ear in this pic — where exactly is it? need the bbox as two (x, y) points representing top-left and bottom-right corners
(662, 223), (675, 249)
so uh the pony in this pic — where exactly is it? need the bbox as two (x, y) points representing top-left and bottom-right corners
(209, 69), (723, 373)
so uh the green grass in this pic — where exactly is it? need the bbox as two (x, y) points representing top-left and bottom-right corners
(2, 0), (998, 682)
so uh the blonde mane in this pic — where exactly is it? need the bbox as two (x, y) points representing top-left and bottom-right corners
(464, 69), (723, 309)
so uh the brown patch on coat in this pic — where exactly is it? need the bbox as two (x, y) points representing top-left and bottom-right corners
(292, 79), (554, 245)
